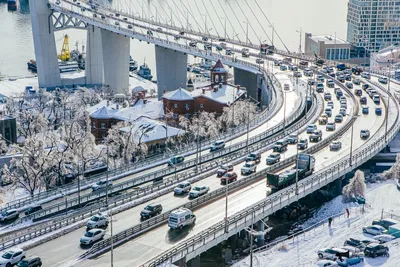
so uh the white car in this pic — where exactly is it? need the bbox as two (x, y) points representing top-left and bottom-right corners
(373, 234), (396, 243)
(189, 186), (210, 198)
(0, 248), (26, 267)
(241, 161), (257, 175)
(316, 260), (338, 267)
(86, 214), (109, 229)
(91, 180), (112, 191)
(363, 225), (386, 236)
(174, 182), (191, 195)
(80, 229), (105, 245)
(0, 209), (19, 222)
(210, 140), (225, 151)
(318, 247), (348, 260)
(330, 141), (342, 151)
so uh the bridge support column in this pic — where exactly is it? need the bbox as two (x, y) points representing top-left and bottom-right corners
(187, 255), (200, 267)
(155, 46), (187, 99)
(234, 68), (262, 102)
(175, 258), (187, 267)
(101, 30), (130, 94)
(86, 25), (104, 86)
(335, 177), (343, 195)
(257, 220), (265, 247)
(29, 0), (61, 88)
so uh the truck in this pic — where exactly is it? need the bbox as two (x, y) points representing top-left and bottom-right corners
(266, 154), (315, 190)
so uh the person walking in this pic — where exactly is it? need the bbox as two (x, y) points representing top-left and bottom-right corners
(328, 217), (333, 227)
(346, 208), (350, 218)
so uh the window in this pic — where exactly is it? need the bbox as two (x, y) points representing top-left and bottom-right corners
(200, 104), (204, 108)
(173, 113), (178, 119)
(185, 214), (191, 220)
(174, 103), (178, 108)
(100, 123), (106, 129)
(92, 122), (96, 128)
(185, 103), (190, 110)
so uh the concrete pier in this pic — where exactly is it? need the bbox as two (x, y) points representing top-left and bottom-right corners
(86, 25), (104, 86)
(234, 68), (262, 101)
(187, 255), (200, 267)
(29, 0), (61, 88)
(101, 30), (130, 94)
(155, 46), (187, 99)
(257, 220), (265, 247)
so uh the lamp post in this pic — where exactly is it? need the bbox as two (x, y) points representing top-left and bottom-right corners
(268, 23), (274, 46)
(295, 129), (300, 195)
(283, 90), (288, 134)
(385, 52), (393, 144)
(59, 189), (67, 216)
(243, 20), (249, 46)
(105, 145), (109, 205)
(220, 16), (227, 40)
(224, 184), (228, 233)
(349, 114), (360, 167)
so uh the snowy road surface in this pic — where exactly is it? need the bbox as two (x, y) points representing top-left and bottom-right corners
(233, 181), (400, 267)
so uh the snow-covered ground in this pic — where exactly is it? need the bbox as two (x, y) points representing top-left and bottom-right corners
(233, 180), (400, 267)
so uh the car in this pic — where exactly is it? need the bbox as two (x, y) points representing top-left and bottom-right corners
(339, 108), (347, 117)
(246, 153), (261, 163)
(308, 79), (316, 86)
(373, 234), (395, 243)
(91, 180), (112, 191)
(294, 71), (302, 78)
(378, 77), (388, 84)
(363, 243), (389, 258)
(168, 155), (185, 166)
(330, 141), (342, 150)
(372, 218), (399, 229)
(210, 140), (225, 151)
(24, 205), (42, 216)
(0, 209), (19, 222)
(93, 14), (97, 18)
(174, 35), (181, 41)
(189, 41), (197, 47)
(334, 114), (343, 123)
(140, 204), (163, 219)
(361, 73), (370, 79)
(274, 60), (282, 66)
(202, 36), (208, 41)
(362, 106), (369, 115)
(80, 229), (105, 246)
(318, 247), (348, 260)
(174, 182), (191, 195)
(0, 249), (26, 267)
(287, 134), (298, 144)
(316, 83), (324, 93)
(310, 129), (323, 142)
(307, 124), (317, 134)
(216, 164), (234, 177)
(345, 82), (353, 89)
(127, 24), (133, 29)
(17, 256), (42, 267)
(359, 96), (367, 105)
(353, 78), (361, 85)
(241, 161), (257, 175)
(189, 186), (210, 198)
(336, 255), (364, 267)
(115, 22), (120, 26)
(355, 89), (362, 96)
(338, 75), (345, 82)
(225, 49), (233, 55)
(340, 102), (347, 110)
(284, 83), (290, 90)
(324, 92), (332, 101)
(362, 225), (386, 235)
(256, 58), (264, 64)
(344, 238), (375, 249)
(325, 107), (332, 117)
(221, 172), (237, 184)
(266, 152), (281, 165)
(86, 214), (109, 229)
(316, 260), (338, 267)
(326, 122), (336, 131)
(280, 65), (287, 71)
(362, 84), (369, 90)
(345, 74), (352, 81)
(319, 114), (328, 125)
(326, 101), (334, 110)
(297, 138), (308, 150)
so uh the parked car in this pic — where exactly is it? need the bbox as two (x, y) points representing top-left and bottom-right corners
(287, 134), (298, 144)
(80, 229), (105, 246)
(330, 141), (342, 151)
(221, 172), (238, 184)
(344, 238), (375, 249)
(246, 153), (261, 163)
(0, 209), (19, 222)
(372, 218), (399, 229)
(17, 256), (42, 267)
(336, 255), (364, 267)
(216, 164), (234, 177)
(316, 260), (338, 267)
(360, 129), (370, 139)
(86, 214), (109, 229)
(362, 225), (386, 236)
(189, 186), (210, 198)
(363, 243), (389, 258)
(318, 247), (348, 260)
(91, 180), (112, 191)
(307, 124), (317, 134)
(297, 138), (308, 150)
(0, 249), (26, 267)
(173, 182), (191, 195)
(24, 205), (42, 216)
(140, 204), (163, 219)
(373, 234), (395, 243)
(266, 152), (281, 165)
(326, 122), (336, 131)
(210, 140), (225, 151)
(241, 161), (257, 175)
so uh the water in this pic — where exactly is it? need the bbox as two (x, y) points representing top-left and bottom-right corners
(0, 0), (348, 78)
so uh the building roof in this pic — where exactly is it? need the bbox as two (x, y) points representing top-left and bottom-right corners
(90, 106), (117, 119)
(163, 88), (194, 101)
(308, 34), (349, 45)
(211, 59), (228, 73)
(192, 84), (246, 105)
(112, 99), (164, 121)
(119, 117), (183, 143)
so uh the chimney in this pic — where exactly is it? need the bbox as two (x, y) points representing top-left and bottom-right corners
(219, 83), (222, 89)
(163, 89), (167, 95)
(213, 86), (218, 92)
(202, 88), (205, 94)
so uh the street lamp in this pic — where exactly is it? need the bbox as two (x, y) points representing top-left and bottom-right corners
(58, 189), (68, 216)
(243, 20), (249, 46)
(283, 90), (288, 134)
(220, 16), (227, 40)
(385, 52), (393, 145)
(268, 23), (274, 46)
(349, 114), (360, 167)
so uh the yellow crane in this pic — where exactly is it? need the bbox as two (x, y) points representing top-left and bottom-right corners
(59, 34), (71, 61)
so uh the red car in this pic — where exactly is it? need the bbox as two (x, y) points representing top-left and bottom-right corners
(221, 172), (237, 184)
(216, 164), (234, 177)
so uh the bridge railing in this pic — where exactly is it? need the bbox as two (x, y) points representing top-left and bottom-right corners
(146, 79), (400, 267)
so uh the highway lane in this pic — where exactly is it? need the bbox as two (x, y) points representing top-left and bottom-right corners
(74, 94), (389, 267)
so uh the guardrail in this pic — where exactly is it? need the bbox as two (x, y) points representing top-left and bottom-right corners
(145, 76), (400, 267)
(0, 87), (316, 251)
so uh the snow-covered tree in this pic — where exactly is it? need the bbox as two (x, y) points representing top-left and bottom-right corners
(382, 154), (400, 180)
(342, 170), (366, 202)
(219, 99), (258, 129)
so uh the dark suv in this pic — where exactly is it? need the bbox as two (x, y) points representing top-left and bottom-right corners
(364, 243), (389, 258)
(24, 205), (43, 216)
(245, 153), (261, 163)
(17, 256), (42, 267)
(140, 204), (163, 219)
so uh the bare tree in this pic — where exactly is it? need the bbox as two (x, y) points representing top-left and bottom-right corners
(342, 170), (366, 202)
(382, 154), (400, 181)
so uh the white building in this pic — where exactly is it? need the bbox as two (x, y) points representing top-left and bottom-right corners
(304, 33), (351, 61)
(347, 0), (400, 52)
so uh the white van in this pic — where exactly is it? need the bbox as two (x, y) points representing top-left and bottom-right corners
(168, 208), (196, 229)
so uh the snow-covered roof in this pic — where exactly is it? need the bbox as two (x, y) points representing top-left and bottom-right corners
(163, 88), (194, 101)
(119, 117), (183, 143)
(191, 84), (246, 105)
(90, 106), (117, 119)
(132, 86), (146, 93)
(211, 59), (228, 73)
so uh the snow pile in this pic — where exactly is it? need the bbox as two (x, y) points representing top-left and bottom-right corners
(233, 180), (400, 267)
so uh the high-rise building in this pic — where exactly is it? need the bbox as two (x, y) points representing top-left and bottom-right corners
(347, 0), (400, 53)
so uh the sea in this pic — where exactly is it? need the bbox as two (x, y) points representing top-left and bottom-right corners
(0, 0), (348, 79)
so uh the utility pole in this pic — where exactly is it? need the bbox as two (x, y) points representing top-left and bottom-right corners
(250, 212), (254, 267)
(110, 210), (114, 267)
(298, 27), (302, 54)
(295, 134), (299, 195)
(225, 184), (228, 233)
(105, 145), (109, 205)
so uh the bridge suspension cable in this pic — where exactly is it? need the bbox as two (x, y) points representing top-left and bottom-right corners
(216, 0), (243, 43)
(242, 0), (272, 44)
(223, 0), (248, 43)
(233, 0), (262, 45)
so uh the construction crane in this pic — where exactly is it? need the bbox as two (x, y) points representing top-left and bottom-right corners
(59, 35), (71, 61)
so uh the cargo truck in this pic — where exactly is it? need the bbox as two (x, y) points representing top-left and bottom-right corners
(266, 154), (315, 190)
